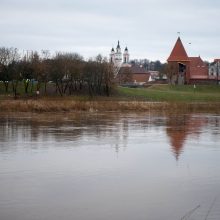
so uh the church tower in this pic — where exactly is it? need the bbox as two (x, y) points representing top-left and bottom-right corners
(123, 46), (129, 63)
(110, 47), (115, 63)
(114, 40), (122, 66)
(110, 41), (130, 70)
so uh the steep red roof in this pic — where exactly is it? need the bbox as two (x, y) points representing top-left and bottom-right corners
(167, 37), (190, 62)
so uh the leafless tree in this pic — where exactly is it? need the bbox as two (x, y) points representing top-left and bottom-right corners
(0, 47), (20, 93)
(166, 62), (179, 85)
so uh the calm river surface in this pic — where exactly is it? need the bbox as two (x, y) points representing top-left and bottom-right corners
(0, 112), (220, 220)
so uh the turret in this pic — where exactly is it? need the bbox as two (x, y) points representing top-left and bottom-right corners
(115, 40), (122, 64)
(123, 46), (129, 63)
(110, 47), (115, 63)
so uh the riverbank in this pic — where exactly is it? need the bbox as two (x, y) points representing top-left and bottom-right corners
(1, 85), (220, 113)
(1, 98), (220, 113)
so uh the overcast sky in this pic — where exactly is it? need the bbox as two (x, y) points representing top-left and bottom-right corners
(0, 0), (219, 62)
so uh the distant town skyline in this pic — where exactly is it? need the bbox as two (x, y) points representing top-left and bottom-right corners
(0, 0), (220, 62)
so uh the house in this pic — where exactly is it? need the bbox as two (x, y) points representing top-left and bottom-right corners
(148, 71), (160, 81)
(209, 59), (220, 82)
(167, 37), (209, 84)
(117, 65), (150, 85)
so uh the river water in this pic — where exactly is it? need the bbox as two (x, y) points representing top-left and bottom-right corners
(0, 112), (220, 220)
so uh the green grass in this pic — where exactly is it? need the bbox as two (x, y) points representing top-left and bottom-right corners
(0, 81), (37, 96)
(1, 82), (220, 103)
(118, 85), (220, 102)
(1, 83), (220, 112)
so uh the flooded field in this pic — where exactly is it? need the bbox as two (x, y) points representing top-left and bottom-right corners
(0, 112), (220, 220)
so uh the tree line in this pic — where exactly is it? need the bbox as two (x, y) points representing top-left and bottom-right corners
(0, 47), (115, 98)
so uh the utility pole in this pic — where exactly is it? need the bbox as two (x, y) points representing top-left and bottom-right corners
(217, 60), (219, 85)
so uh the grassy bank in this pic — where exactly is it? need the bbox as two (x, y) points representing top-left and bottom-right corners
(118, 85), (220, 102)
(1, 84), (220, 112)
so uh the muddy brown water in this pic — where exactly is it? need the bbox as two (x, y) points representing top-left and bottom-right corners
(0, 112), (220, 220)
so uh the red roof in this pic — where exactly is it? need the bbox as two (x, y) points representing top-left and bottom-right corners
(167, 37), (190, 62)
(214, 59), (220, 62)
(189, 56), (204, 65)
(119, 65), (149, 75)
(133, 74), (150, 83)
(130, 65), (149, 74)
(189, 56), (208, 78)
(118, 65), (150, 83)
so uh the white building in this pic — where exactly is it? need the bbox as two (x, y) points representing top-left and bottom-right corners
(110, 41), (130, 68)
(209, 59), (220, 78)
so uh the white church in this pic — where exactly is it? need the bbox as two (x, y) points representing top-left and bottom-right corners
(109, 41), (151, 85)
(110, 41), (130, 68)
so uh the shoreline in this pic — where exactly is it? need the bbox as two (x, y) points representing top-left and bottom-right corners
(1, 99), (220, 113)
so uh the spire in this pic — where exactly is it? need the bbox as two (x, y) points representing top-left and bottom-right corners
(117, 40), (120, 49)
(125, 46), (128, 51)
(167, 37), (189, 62)
(111, 47), (115, 52)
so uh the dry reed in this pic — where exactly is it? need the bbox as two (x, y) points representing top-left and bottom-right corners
(1, 99), (220, 113)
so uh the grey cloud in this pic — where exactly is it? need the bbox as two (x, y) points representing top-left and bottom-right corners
(0, 0), (219, 61)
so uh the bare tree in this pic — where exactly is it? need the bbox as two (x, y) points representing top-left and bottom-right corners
(0, 47), (115, 97)
(118, 67), (133, 84)
(166, 62), (179, 85)
(0, 47), (20, 93)
(103, 60), (115, 96)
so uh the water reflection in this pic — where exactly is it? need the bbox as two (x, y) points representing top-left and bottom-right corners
(1, 112), (220, 220)
(166, 114), (208, 160)
(1, 112), (220, 159)
(0, 113), (131, 154)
